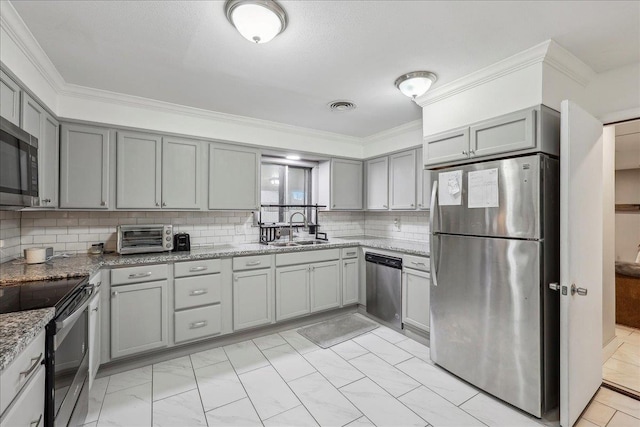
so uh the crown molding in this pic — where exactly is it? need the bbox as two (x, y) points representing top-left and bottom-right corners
(363, 119), (422, 144)
(543, 40), (596, 87)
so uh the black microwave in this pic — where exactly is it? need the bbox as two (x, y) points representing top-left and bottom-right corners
(0, 116), (39, 208)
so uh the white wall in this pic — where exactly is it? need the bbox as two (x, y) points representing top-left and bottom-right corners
(602, 126), (616, 346)
(0, 211), (21, 262)
(586, 62), (640, 124)
(362, 121), (422, 159)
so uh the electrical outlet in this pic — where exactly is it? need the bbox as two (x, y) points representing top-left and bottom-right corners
(393, 218), (401, 231)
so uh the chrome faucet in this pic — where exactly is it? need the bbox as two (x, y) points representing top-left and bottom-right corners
(289, 212), (307, 242)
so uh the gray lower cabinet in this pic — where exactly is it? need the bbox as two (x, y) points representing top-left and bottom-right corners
(366, 157), (388, 210)
(111, 280), (168, 359)
(21, 92), (59, 208)
(175, 305), (221, 344)
(0, 366), (45, 427)
(389, 149), (417, 209)
(116, 131), (162, 209)
(88, 292), (101, 387)
(310, 261), (340, 312)
(60, 124), (110, 209)
(276, 264), (310, 321)
(209, 144), (260, 210)
(402, 268), (430, 332)
(0, 70), (20, 126)
(233, 269), (273, 330)
(342, 258), (359, 305)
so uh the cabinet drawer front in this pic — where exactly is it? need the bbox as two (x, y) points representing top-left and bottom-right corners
(0, 365), (45, 427)
(111, 264), (168, 285)
(470, 108), (536, 158)
(175, 259), (221, 278)
(233, 255), (272, 271)
(0, 330), (45, 415)
(341, 248), (359, 259)
(175, 274), (221, 310)
(175, 305), (221, 343)
(276, 249), (340, 267)
(403, 255), (429, 272)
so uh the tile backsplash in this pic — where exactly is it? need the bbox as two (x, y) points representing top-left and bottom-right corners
(1, 209), (427, 260)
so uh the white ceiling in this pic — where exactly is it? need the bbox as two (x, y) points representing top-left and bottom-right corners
(9, 0), (640, 138)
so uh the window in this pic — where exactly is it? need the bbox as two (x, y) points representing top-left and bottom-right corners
(261, 163), (312, 224)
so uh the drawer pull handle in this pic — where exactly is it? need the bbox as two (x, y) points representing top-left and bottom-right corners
(411, 261), (426, 266)
(246, 260), (261, 266)
(20, 353), (43, 378)
(189, 289), (208, 296)
(128, 272), (152, 279)
(346, 252), (356, 256)
(30, 414), (43, 427)
(189, 266), (208, 272)
(190, 321), (207, 329)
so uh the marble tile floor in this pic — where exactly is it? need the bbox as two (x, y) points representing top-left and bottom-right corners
(603, 324), (640, 395)
(83, 317), (640, 427)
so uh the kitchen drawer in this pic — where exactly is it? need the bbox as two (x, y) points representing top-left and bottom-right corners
(341, 247), (359, 259)
(233, 254), (272, 271)
(175, 259), (221, 278)
(0, 365), (45, 427)
(0, 330), (45, 415)
(174, 305), (221, 343)
(276, 249), (340, 267)
(175, 274), (221, 310)
(111, 264), (168, 285)
(403, 254), (429, 272)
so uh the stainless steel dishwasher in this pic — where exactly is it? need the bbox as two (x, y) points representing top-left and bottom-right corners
(365, 252), (403, 328)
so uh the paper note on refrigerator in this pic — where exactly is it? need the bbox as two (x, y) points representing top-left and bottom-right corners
(438, 170), (462, 206)
(468, 168), (499, 208)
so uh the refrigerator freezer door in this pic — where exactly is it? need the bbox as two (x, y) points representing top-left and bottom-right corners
(431, 155), (543, 239)
(430, 234), (543, 417)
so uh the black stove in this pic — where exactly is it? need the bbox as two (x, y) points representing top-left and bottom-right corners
(0, 277), (88, 314)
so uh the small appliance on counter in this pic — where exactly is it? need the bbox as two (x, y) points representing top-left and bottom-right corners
(116, 224), (173, 254)
(173, 233), (191, 252)
(23, 247), (52, 264)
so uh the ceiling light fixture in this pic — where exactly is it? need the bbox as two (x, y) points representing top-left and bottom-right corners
(286, 155), (301, 160)
(394, 71), (437, 100)
(224, 0), (287, 44)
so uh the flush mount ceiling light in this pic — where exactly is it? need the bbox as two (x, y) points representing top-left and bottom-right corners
(225, 0), (287, 44)
(394, 71), (437, 100)
(285, 155), (301, 160)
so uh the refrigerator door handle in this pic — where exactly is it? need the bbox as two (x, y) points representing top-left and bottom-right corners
(430, 180), (440, 287)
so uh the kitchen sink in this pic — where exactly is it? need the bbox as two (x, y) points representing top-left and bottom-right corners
(269, 240), (329, 247)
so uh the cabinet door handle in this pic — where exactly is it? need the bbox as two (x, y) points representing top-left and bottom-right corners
(162, 202), (167, 207)
(100, 201), (106, 206)
(411, 261), (426, 266)
(189, 320), (207, 329)
(155, 202), (160, 207)
(112, 291), (118, 297)
(418, 204), (422, 207)
(42, 198), (51, 203)
(462, 150), (468, 155)
(469, 149), (476, 156)
(128, 272), (152, 279)
(346, 251), (356, 256)
(383, 205), (388, 208)
(410, 204), (415, 207)
(189, 289), (208, 296)
(189, 266), (208, 272)
(92, 306), (99, 312)
(19, 353), (43, 378)
(246, 260), (261, 266)
(30, 414), (43, 427)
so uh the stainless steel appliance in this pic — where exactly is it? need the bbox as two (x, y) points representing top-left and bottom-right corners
(0, 116), (39, 208)
(117, 224), (173, 254)
(429, 153), (559, 418)
(0, 276), (94, 427)
(365, 253), (403, 329)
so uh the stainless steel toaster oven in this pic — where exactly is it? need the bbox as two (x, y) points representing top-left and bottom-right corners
(116, 224), (173, 254)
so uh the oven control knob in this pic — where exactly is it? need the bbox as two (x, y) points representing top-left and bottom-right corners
(166, 236), (171, 241)
(165, 243), (171, 248)
(166, 230), (170, 235)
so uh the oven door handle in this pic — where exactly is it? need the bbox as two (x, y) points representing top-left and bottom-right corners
(55, 287), (93, 331)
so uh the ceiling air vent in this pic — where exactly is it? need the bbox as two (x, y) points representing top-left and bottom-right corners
(327, 100), (357, 112)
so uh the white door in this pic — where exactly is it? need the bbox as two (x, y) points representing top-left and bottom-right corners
(559, 100), (603, 427)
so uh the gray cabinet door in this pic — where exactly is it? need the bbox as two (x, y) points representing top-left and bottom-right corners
(116, 131), (161, 209)
(60, 124), (110, 209)
(331, 159), (363, 210)
(310, 260), (340, 312)
(389, 150), (417, 209)
(275, 265), (310, 321)
(342, 258), (358, 306)
(415, 148), (431, 210)
(424, 126), (470, 167)
(88, 292), (101, 385)
(162, 138), (201, 209)
(209, 144), (259, 210)
(366, 157), (389, 210)
(0, 71), (20, 126)
(21, 93), (59, 207)
(402, 268), (430, 332)
(111, 280), (168, 359)
(470, 108), (536, 158)
(233, 269), (273, 330)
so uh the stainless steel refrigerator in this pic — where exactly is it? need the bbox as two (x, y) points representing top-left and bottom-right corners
(429, 153), (559, 418)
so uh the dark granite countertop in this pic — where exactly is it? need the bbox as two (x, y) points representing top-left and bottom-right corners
(616, 261), (640, 278)
(0, 308), (54, 371)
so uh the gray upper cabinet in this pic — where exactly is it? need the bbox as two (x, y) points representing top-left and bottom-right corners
(389, 150), (417, 210)
(330, 159), (363, 210)
(424, 127), (470, 167)
(209, 144), (260, 210)
(60, 124), (110, 209)
(117, 131), (162, 209)
(470, 108), (535, 158)
(0, 71), (20, 126)
(21, 92), (59, 207)
(366, 157), (388, 210)
(162, 138), (201, 209)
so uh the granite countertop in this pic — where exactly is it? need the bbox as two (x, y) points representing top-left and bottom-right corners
(0, 308), (54, 371)
(0, 235), (428, 285)
(615, 261), (640, 278)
